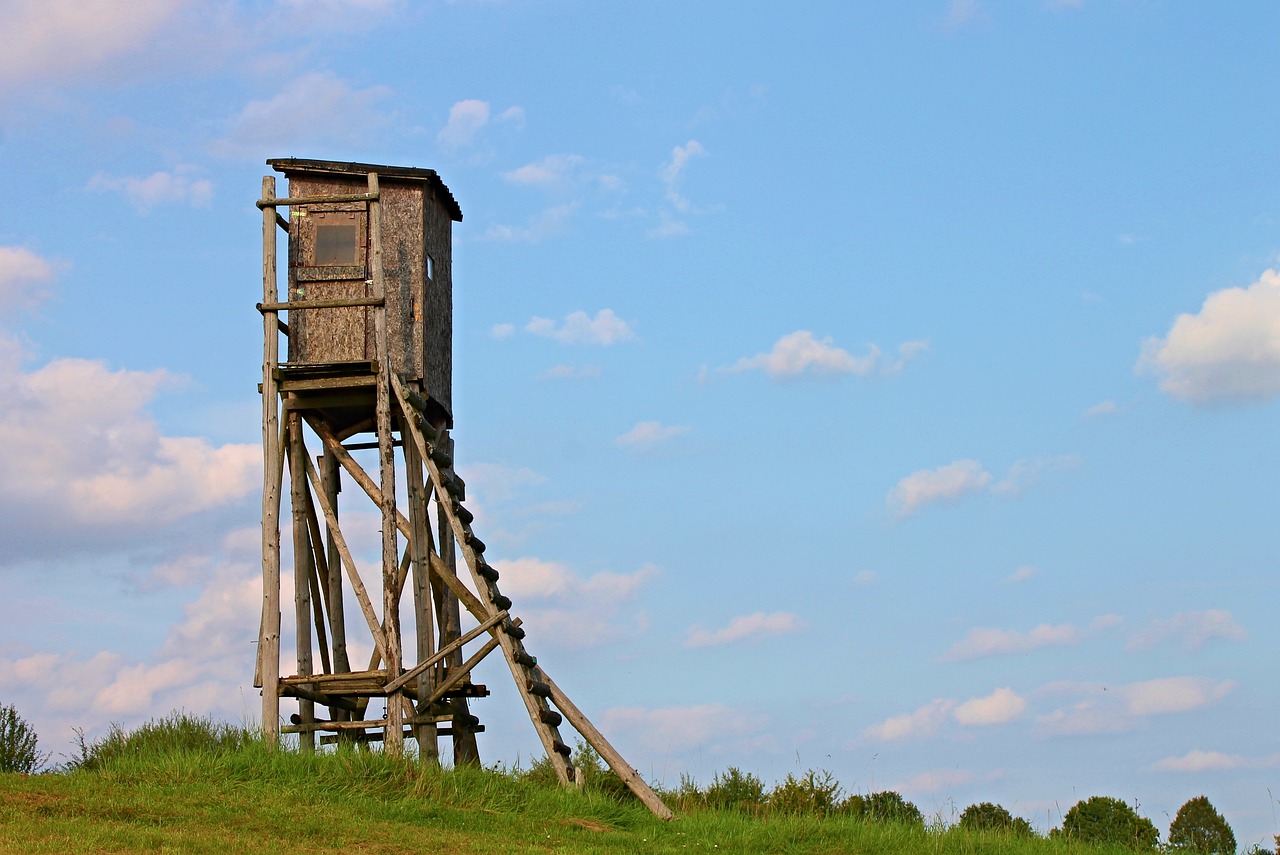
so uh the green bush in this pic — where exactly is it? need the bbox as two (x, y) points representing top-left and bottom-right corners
(70, 711), (255, 771)
(958, 801), (1035, 835)
(0, 702), (46, 773)
(1055, 795), (1159, 851)
(842, 790), (925, 828)
(705, 767), (766, 812)
(769, 769), (843, 816)
(1168, 795), (1236, 854)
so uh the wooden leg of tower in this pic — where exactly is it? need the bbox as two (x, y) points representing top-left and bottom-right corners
(259, 174), (282, 746)
(287, 412), (315, 752)
(435, 481), (480, 765)
(404, 431), (439, 763)
(320, 453), (351, 676)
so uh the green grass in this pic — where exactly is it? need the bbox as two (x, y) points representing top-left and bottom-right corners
(0, 716), (1166, 854)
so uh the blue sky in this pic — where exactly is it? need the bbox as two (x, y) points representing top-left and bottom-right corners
(1, 0), (1277, 845)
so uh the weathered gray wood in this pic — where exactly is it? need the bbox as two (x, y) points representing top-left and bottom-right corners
(320, 453), (351, 678)
(288, 413), (316, 752)
(423, 632), (505, 706)
(384, 610), (508, 694)
(258, 296), (385, 312)
(403, 429), (439, 762)
(369, 171), (404, 755)
(259, 175), (283, 744)
(257, 192), (379, 207)
(301, 449), (391, 663)
(433, 451), (480, 766)
(545, 674), (674, 819)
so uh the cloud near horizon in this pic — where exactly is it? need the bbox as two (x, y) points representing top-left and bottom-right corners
(861, 687), (1026, 741)
(524, 309), (636, 345)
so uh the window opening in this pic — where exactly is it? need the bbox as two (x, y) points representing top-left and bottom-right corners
(315, 224), (358, 266)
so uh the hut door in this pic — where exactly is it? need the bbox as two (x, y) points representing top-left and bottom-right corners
(289, 205), (370, 363)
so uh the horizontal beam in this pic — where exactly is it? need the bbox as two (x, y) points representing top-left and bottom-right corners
(384, 609), (509, 694)
(258, 297), (384, 313)
(257, 192), (378, 208)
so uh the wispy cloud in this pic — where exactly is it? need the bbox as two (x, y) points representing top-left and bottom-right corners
(0, 246), (58, 314)
(943, 623), (1080, 662)
(603, 703), (765, 755)
(525, 309), (636, 345)
(1138, 268), (1280, 404)
(1126, 610), (1247, 652)
(616, 421), (689, 451)
(214, 72), (391, 158)
(1150, 749), (1280, 773)
(722, 332), (926, 381)
(87, 165), (213, 212)
(685, 612), (804, 648)
(438, 98), (490, 149)
(1034, 677), (1236, 737)
(861, 687), (1026, 742)
(888, 459), (991, 518)
(1003, 565), (1039, 584)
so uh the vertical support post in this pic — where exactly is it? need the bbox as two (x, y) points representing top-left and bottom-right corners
(404, 428), (439, 762)
(288, 412), (315, 752)
(322, 452), (351, 677)
(369, 171), (404, 754)
(433, 437), (480, 765)
(259, 175), (282, 744)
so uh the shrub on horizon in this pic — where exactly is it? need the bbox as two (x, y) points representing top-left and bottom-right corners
(1168, 795), (1236, 855)
(1054, 795), (1159, 851)
(0, 702), (46, 774)
(705, 767), (765, 812)
(769, 769), (843, 816)
(958, 801), (1035, 836)
(69, 710), (254, 771)
(842, 790), (925, 828)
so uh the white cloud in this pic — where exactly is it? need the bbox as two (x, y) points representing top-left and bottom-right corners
(0, 349), (258, 560)
(1121, 676), (1235, 716)
(502, 154), (585, 188)
(0, 246), (57, 314)
(480, 202), (578, 243)
(0, 0), (181, 87)
(87, 165), (213, 212)
(1138, 269), (1280, 404)
(953, 688), (1026, 726)
(725, 332), (925, 380)
(862, 698), (956, 741)
(1034, 677), (1237, 737)
(603, 703), (764, 755)
(944, 0), (985, 27)
(896, 768), (975, 795)
(1126, 609), (1247, 652)
(888, 459), (991, 518)
(215, 72), (391, 158)
(659, 139), (706, 213)
(489, 558), (658, 648)
(524, 309), (636, 345)
(1151, 749), (1280, 773)
(990, 455), (1080, 496)
(1084, 400), (1118, 418)
(490, 323), (515, 340)
(685, 612), (804, 649)
(616, 421), (689, 450)
(943, 623), (1080, 661)
(438, 98), (490, 149)
(1003, 565), (1039, 584)
(889, 455), (1076, 518)
(538, 363), (602, 381)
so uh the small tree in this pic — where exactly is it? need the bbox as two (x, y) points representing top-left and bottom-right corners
(1168, 795), (1236, 854)
(843, 790), (926, 828)
(705, 767), (765, 812)
(769, 769), (843, 816)
(959, 801), (1035, 836)
(0, 702), (45, 774)
(1057, 796), (1159, 851)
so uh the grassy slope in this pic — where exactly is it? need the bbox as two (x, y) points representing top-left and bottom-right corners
(0, 747), (1148, 854)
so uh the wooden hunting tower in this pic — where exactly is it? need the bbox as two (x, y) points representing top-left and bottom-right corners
(255, 159), (670, 818)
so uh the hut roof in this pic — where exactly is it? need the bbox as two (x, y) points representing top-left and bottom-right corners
(267, 158), (463, 222)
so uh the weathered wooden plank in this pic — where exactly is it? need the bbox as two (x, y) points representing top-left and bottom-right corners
(259, 175), (283, 744)
(545, 673), (674, 819)
(384, 610), (508, 694)
(301, 449), (391, 663)
(403, 427), (439, 762)
(257, 192), (378, 207)
(287, 413), (316, 752)
(259, 296), (385, 312)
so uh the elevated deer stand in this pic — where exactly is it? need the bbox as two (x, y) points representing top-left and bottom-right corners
(253, 159), (670, 818)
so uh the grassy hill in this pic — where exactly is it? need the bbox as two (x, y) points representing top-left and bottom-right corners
(0, 715), (1191, 854)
